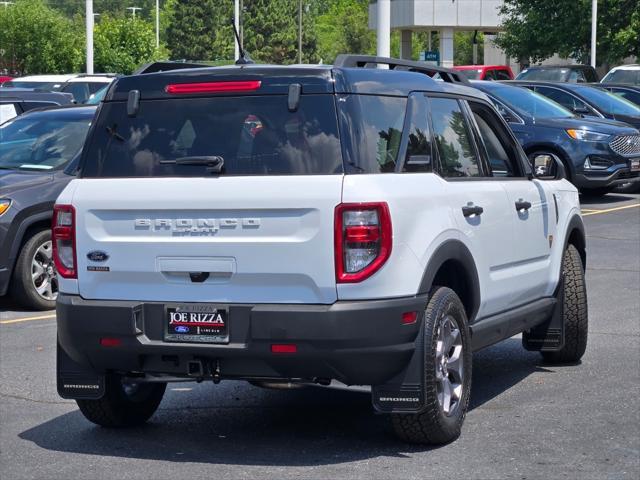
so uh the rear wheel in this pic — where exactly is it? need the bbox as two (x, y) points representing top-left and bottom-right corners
(391, 287), (472, 445)
(10, 229), (58, 311)
(76, 374), (166, 427)
(541, 245), (588, 363)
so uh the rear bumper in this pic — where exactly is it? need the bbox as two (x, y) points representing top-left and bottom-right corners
(56, 293), (428, 386)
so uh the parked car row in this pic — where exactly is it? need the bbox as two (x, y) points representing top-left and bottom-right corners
(0, 60), (638, 312)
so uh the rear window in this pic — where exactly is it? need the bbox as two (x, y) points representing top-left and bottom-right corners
(81, 95), (343, 177)
(517, 69), (567, 82)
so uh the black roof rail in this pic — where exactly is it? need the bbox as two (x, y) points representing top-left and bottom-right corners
(333, 54), (469, 84)
(74, 73), (120, 78)
(133, 61), (213, 75)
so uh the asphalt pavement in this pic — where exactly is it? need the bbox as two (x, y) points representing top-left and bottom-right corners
(1, 193), (638, 480)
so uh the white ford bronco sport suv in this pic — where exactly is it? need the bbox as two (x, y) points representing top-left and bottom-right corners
(55, 56), (588, 444)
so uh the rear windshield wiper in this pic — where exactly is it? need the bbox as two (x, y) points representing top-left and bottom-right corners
(160, 156), (225, 173)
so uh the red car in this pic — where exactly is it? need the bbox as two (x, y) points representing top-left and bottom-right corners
(453, 65), (514, 81)
(0, 75), (14, 85)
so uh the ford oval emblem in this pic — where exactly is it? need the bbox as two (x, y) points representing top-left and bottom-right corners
(175, 326), (189, 333)
(87, 250), (109, 262)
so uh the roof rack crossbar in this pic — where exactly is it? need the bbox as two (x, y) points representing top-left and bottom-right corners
(333, 55), (469, 84)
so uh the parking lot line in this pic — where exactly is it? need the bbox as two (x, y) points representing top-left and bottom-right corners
(582, 203), (640, 216)
(0, 313), (56, 325)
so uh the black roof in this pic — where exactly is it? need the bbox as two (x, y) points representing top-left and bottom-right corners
(522, 64), (595, 70)
(506, 80), (600, 92)
(0, 89), (75, 105)
(106, 56), (486, 103)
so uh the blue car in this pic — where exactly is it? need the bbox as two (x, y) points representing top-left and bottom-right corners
(471, 81), (640, 195)
(0, 105), (96, 309)
(510, 80), (640, 130)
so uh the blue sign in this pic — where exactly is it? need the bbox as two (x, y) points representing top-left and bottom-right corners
(419, 51), (440, 65)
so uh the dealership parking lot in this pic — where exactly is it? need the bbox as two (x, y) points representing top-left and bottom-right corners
(1, 193), (638, 480)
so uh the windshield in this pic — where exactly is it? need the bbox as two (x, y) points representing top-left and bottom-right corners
(0, 113), (92, 170)
(602, 69), (640, 85)
(81, 95), (343, 177)
(86, 85), (109, 104)
(2, 81), (63, 91)
(488, 86), (574, 119)
(579, 87), (640, 116)
(516, 68), (566, 81)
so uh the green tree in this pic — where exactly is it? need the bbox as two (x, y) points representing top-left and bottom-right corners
(0, 0), (83, 75)
(94, 16), (164, 74)
(496, 0), (640, 66)
(316, 0), (375, 63)
(166, 0), (226, 61)
(243, 0), (320, 64)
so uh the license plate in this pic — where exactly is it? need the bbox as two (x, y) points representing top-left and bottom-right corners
(630, 158), (640, 172)
(164, 304), (228, 343)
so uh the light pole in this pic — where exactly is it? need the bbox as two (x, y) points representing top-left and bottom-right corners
(590, 0), (597, 68)
(234, 0), (240, 61)
(86, 0), (94, 74)
(127, 6), (141, 18)
(155, 0), (159, 48)
(376, 0), (390, 60)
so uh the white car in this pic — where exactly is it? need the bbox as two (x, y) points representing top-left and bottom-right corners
(601, 64), (640, 85)
(53, 56), (588, 445)
(2, 74), (116, 103)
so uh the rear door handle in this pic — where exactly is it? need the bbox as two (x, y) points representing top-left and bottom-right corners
(515, 200), (532, 212)
(462, 205), (484, 217)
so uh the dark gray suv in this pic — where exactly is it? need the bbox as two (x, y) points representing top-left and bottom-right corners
(0, 105), (95, 309)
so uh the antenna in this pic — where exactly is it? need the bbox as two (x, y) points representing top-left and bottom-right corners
(231, 18), (253, 65)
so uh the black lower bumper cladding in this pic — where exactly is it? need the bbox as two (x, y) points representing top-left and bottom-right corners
(56, 293), (430, 410)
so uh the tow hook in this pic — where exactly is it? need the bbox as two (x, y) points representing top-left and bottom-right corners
(212, 360), (221, 384)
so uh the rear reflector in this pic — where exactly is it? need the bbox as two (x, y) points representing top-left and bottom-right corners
(165, 80), (261, 94)
(271, 344), (297, 354)
(100, 337), (122, 347)
(402, 312), (418, 325)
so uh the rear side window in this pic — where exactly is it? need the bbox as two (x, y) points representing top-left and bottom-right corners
(429, 97), (481, 178)
(81, 95), (343, 177)
(337, 94), (407, 173)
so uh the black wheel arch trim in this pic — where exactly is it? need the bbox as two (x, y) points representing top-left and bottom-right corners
(418, 240), (481, 323)
(563, 214), (587, 270)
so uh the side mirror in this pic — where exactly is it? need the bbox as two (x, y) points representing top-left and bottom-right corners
(572, 105), (591, 116)
(532, 153), (566, 180)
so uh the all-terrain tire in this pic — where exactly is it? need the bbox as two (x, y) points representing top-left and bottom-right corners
(10, 229), (57, 311)
(76, 374), (166, 427)
(541, 244), (588, 363)
(391, 287), (472, 445)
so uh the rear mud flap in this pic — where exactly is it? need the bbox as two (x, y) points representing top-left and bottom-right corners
(523, 276), (566, 352)
(57, 341), (105, 400)
(372, 322), (426, 414)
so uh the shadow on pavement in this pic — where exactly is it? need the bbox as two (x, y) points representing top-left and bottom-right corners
(18, 338), (553, 466)
(579, 192), (636, 206)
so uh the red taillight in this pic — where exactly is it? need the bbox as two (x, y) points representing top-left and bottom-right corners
(165, 80), (261, 95)
(52, 204), (76, 279)
(334, 202), (392, 283)
(271, 344), (297, 354)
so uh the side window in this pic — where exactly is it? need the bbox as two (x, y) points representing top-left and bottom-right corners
(468, 101), (523, 177)
(568, 70), (586, 83)
(402, 94), (432, 173)
(536, 87), (579, 110)
(337, 94), (407, 173)
(484, 70), (497, 81)
(495, 70), (512, 80)
(429, 97), (482, 178)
